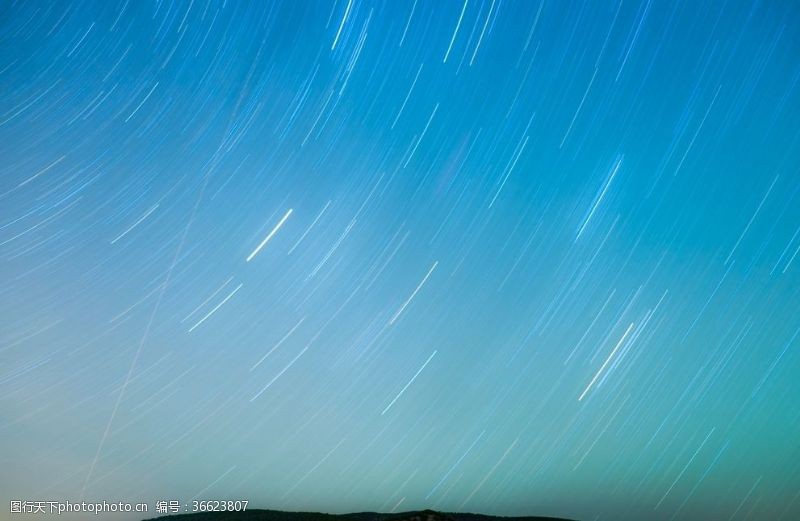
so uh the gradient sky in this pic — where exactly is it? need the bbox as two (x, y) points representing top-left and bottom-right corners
(1, 1), (800, 520)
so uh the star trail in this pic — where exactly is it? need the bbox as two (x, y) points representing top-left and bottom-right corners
(1, 1), (800, 521)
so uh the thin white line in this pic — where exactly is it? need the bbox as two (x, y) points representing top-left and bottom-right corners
(389, 261), (438, 324)
(181, 276), (234, 323)
(655, 427), (716, 508)
(390, 497), (405, 513)
(391, 63), (423, 129)
(488, 135), (529, 208)
(81, 135), (218, 498)
(783, 240), (800, 273)
(250, 343), (311, 402)
(288, 202), (330, 254)
(110, 204), (159, 244)
(125, 82), (158, 122)
(18, 155), (66, 187)
(403, 103), (439, 168)
(331, 0), (353, 50)
(399, 0), (417, 47)
(443, 0), (469, 63)
(576, 156), (622, 240)
(189, 465), (237, 501)
(724, 174), (779, 265)
(578, 323), (634, 401)
(250, 317), (306, 371)
(188, 283), (243, 332)
(561, 67), (598, 148)
(246, 208), (292, 262)
(459, 437), (518, 508)
(381, 350), (437, 415)
(469, 0), (495, 66)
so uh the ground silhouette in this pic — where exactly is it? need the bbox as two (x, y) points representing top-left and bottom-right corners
(144, 508), (575, 521)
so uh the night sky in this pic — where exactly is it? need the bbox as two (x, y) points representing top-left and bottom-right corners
(1, 1), (800, 520)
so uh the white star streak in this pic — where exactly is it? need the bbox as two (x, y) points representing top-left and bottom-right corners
(576, 156), (622, 240)
(18, 155), (66, 187)
(443, 0), (469, 63)
(655, 427), (716, 508)
(389, 260), (438, 325)
(246, 208), (292, 262)
(578, 322), (634, 401)
(331, 0), (352, 51)
(188, 283), (243, 333)
(249, 342), (311, 402)
(110, 204), (159, 244)
(459, 437), (518, 508)
(250, 317), (306, 371)
(381, 350), (437, 415)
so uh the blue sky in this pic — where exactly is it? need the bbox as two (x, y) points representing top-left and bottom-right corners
(1, 1), (799, 520)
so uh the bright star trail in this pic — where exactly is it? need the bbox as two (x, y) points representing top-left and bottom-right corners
(246, 209), (294, 263)
(1, 2), (799, 521)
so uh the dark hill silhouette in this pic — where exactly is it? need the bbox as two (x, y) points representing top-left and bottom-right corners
(143, 509), (575, 521)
